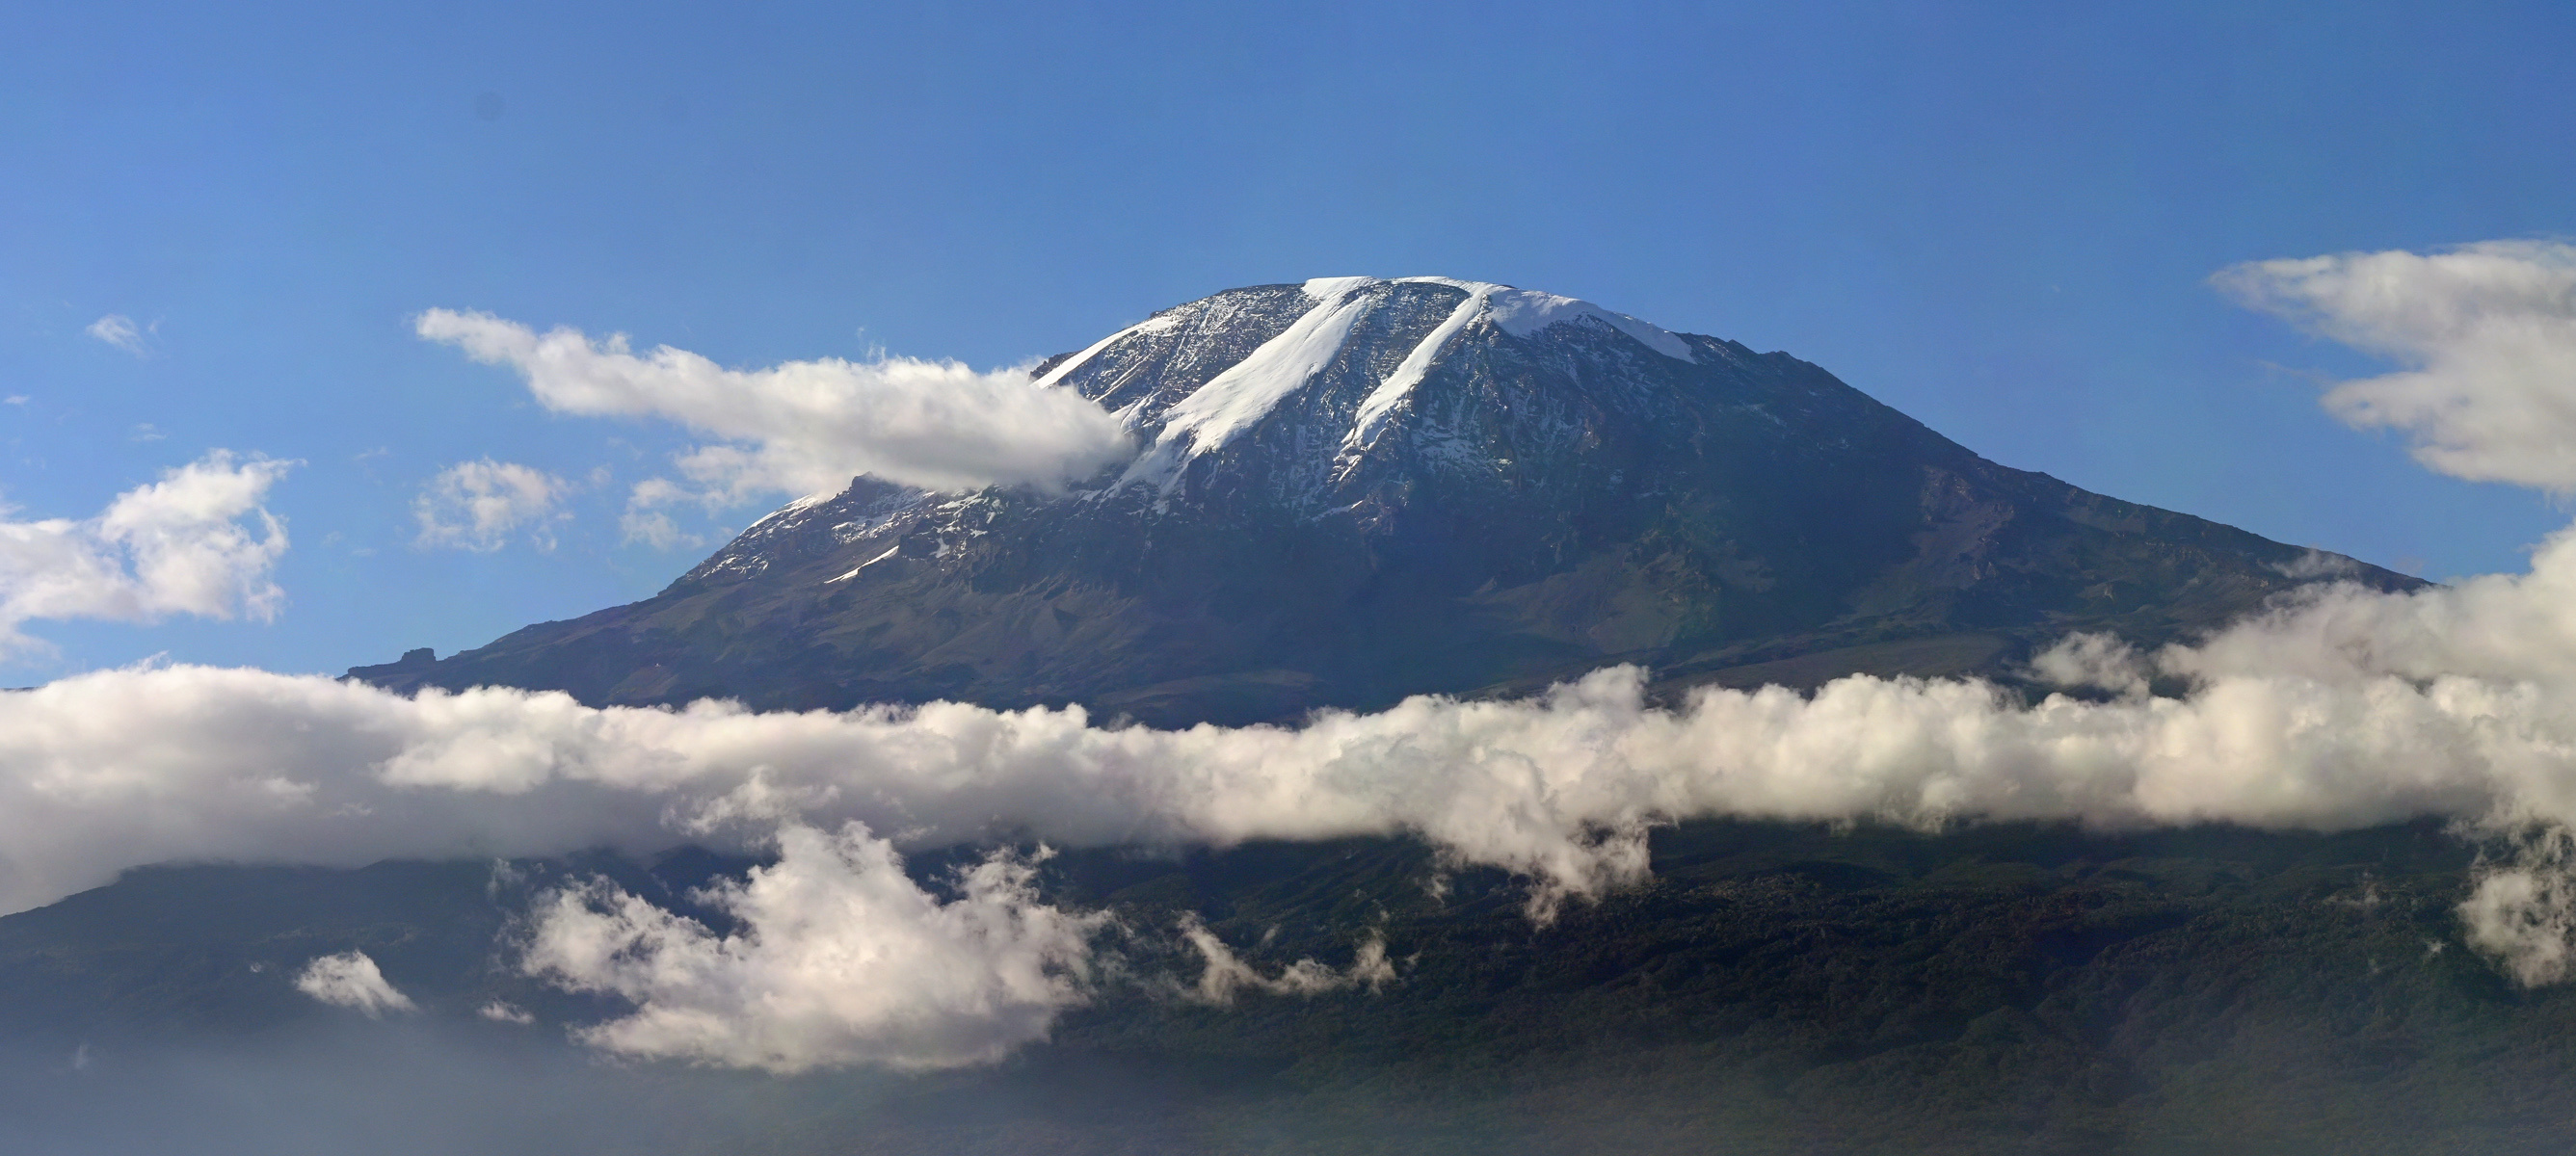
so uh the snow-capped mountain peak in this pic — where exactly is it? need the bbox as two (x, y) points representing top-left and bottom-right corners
(359, 277), (2411, 729)
(1034, 277), (1715, 502)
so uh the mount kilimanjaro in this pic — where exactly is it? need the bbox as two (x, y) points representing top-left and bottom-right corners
(18, 279), (2566, 1155)
(355, 276), (2411, 722)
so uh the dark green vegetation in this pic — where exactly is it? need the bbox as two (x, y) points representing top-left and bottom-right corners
(350, 280), (2414, 725)
(9, 820), (2573, 1154)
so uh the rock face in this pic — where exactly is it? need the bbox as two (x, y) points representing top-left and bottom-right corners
(353, 276), (2414, 725)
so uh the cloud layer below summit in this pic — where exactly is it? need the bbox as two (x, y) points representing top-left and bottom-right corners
(15, 554), (2576, 1066)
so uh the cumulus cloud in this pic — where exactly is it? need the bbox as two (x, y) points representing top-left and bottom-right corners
(2215, 240), (2576, 492)
(414, 459), (569, 552)
(521, 824), (1102, 1072)
(85, 315), (149, 356)
(412, 309), (1133, 508)
(0, 452), (293, 653)
(294, 952), (416, 1016)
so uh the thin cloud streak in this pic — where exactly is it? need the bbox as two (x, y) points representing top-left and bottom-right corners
(85, 314), (149, 356)
(412, 309), (1134, 511)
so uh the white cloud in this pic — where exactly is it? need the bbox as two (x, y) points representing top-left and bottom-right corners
(414, 459), (569, 552)
(521, 823), (1102, 1072)
(0, 639), (2563, 943)
(0, 629), (2566, 1060)
(1179, 917), (1394, 1005)
(5, 601), (2576, 1060)
(413, 309), (1133, 506)
(2459, 826), (2576, 986)
(477, 1000), (535, 1024)
(294, 951), (416, 1016)
(617, 511), (702, 551)
(0, 451), (294, 654)
(2215, 240), (2576, 492)
(85, 315), (149, 356)
(619, 478), (708, 550)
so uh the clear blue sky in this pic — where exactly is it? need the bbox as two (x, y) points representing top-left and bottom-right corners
(2, 0), (2570, 678)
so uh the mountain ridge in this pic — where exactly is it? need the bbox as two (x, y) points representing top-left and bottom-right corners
(353, 277), (2417, 723)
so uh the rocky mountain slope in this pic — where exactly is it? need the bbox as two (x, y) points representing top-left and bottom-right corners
(356, 276), (2413, 723)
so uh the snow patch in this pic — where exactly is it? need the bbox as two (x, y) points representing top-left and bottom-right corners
(1391, 276), (1504, 293)
(1484, 289), (1694, 363)
(1301, 276), (1380, 302)
(824, 544), (901, 584)
(1032, 313), (1182, 389)
(1344, 283), (1498, 455)
(738, 486), (849, 539)
(1122, 279), (1381, 487)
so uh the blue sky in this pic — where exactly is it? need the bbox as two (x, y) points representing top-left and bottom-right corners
(2, 0), (2571, 678)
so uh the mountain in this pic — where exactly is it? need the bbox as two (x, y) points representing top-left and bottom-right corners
(1, 279), (2534, 1153)
(351, 276), (2414, 724)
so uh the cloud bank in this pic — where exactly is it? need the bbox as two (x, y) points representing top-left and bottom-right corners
(2216, 239), (2576, 491)
(414, 459), (568, 552)
(0, 452), (293, 654)
(9, 587), (2576, 1064)
(412, 309), (1134, 512)
(13, 642), (2565, 924)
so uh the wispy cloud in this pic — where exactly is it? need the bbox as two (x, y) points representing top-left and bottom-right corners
(84, 315), (151, 357)
(412, 309), (1134, 515)
(414, 459), (569, 552)
(478, 1000), (535, 1024)
(0, 451), (295, 654)
(619, 478), (708, 550)
(1180, 916), (1394, 1005)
